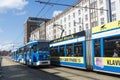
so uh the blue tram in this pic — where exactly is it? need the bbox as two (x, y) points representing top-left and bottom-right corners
(26, 40), (50, 66)
(11, 49), (17, 61)
(50, 20), (120, 75)
(14, 49), (19, 62)
(50, 31), (86, 69)
(92, 20), (120, 74)
(18, 46), (25, 63)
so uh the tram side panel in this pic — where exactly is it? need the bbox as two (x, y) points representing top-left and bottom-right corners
(50, 31), (87, 69)
(92, 20), (120, 75)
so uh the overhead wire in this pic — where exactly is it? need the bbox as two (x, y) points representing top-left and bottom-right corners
(40, 0), (60, 18)
(35, 0), (51, 17)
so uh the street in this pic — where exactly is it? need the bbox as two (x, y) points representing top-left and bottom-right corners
(0, 57), (120, 80)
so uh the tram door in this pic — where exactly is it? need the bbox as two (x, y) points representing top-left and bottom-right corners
(93, 39), (102, 69)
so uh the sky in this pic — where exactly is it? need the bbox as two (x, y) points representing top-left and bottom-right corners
(0, 0), (78, 51)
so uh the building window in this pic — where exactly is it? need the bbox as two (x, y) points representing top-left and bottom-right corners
(112, 13), (116, 21)
(60, 19), (62, 24)
(79, 26), (81, 31)
(64, 24), (66, 29)
(90, 12), (97, 19)
(86, 23), (88, 29)
(100, 7), (104, 15)
(54, 35), (56, 39)
(68, 15), (70, 20)
(69, 22), (71, 27)
(69, 30), (71, 35)
(73, 13), (75, 18)
(90, 1), (97, 8)
(73, 20), (76, 26)
(99, 0), (103, 4)
(79, 18), (81, 23)
(64, 31), (66, 36)
(74, 28), (76, 33)
(90, 13), (93, 19)
(64, 17), (66, 22)
(85, 5), (87, 11)
(100, 18), (104, 24)
(91, 21), (98, 27)
(111, 1), (116, 11)
(78, 9), (81, 15)
(85, 14), (88, 21)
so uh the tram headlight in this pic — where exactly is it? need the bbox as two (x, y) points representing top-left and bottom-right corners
(29, 59), (31, 62)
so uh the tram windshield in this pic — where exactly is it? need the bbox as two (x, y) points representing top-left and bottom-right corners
(38, 42), (49, 51)
(50, 47), (58, 56)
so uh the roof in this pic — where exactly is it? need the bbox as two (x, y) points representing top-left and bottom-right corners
(27, 40), (50, 46)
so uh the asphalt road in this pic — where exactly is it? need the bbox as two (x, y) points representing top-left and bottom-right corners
(0, 56), (120, 80)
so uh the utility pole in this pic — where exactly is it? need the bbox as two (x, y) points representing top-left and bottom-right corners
(53, 24), (64, 38)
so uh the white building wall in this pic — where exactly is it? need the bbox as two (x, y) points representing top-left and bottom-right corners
(97, 0), (109, 25)
(46, 23), (54, 40)
(30, 30), (39, 41)
(82, 0), (90, 29)
(111, 0), (120, 21)
(46, 0), (120, 40)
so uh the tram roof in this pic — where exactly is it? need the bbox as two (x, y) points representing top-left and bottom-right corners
(27, 40), (50, 46)
(92, 20), (120, 34)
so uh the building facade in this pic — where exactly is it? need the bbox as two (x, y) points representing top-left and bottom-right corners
(46, 0), (120, 40)
(24, 17), (50, 44)
(30, 21), (49, 41)
(25, 0), (120, 42)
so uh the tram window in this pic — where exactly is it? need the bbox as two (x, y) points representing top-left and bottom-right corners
(24, 46), (26, 54)
(50, 47), (54, 56)
(66, 44), (73, 56)
(38, 42), (49, 51)
(26, 47), (29, 53)
(74, 43), (83, 57)
(104, 36), (120, 57)
(19, 49), (22, 53)
(50, 47), (58, 56)
(94, 39), (100, 57)
(60, 46), (64, 56)
(16, 51), (18, 54)
(21, 48), (24, 54)
(33, 45), (37, 53)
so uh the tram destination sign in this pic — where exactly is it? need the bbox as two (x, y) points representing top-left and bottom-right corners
(51, 31), (85, 43)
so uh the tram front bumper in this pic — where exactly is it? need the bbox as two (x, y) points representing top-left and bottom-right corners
(33, 60), (50, 66)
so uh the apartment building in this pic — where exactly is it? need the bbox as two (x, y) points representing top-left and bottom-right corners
(24, 17), (50, 44)
(111, 0), (120, 21)
(45, 0), (120, 40)
(25, 0), (120, 42)
(30, 21), (49, 41)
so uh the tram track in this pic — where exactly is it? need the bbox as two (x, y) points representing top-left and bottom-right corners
(1, 57), (120, 80)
